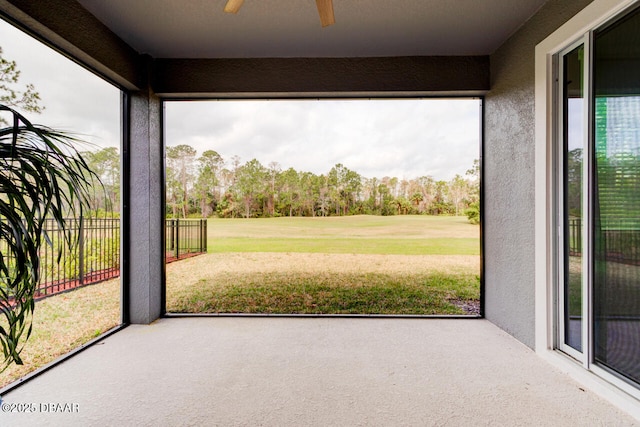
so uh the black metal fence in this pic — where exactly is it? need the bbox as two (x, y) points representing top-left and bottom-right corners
(165, 218), (208, 262)
(568, 218), (582, 256)
(568, 218), (640, 265)
(38, 217), (120, 297)
(1, 217), (207, 301)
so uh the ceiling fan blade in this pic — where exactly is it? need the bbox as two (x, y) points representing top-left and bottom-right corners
(224, 0), (244, 14)
(315, 0), (335, 27)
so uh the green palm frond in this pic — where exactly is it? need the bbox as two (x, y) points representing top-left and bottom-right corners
(0, 104), (99, 371)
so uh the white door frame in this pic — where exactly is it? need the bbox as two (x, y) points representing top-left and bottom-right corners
(534, 0), (640, 417)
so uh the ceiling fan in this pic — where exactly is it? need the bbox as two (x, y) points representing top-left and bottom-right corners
(223, 0), (336, 27)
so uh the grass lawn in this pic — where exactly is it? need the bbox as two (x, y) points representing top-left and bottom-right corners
(208, 237), (478, 255)
(167, 215), (480, 315)
(207, 215), (477, 243)
(0, 278), (120, 388)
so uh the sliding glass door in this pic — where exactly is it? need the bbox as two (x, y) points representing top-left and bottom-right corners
(592, 9), (640, 384)
(558, 5), (640, 388)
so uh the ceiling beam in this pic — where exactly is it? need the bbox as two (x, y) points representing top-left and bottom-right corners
(153, 56), (489, 98)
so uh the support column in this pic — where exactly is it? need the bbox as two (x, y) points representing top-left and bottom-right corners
(124, 80), (164, 324)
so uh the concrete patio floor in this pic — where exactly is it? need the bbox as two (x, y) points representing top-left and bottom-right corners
(0, 317), (638, 426)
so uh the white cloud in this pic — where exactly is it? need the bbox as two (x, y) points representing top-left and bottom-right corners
(166, 99), (480, 180)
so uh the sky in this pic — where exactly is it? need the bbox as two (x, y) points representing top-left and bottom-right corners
(0, 20), (121, 149)
(166, 99), (480, 180)
(0, 18), (480, 181)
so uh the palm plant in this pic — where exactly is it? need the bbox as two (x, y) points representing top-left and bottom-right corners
(0, 104), (98, 371)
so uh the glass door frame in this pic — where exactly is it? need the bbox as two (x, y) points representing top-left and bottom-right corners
(556, 35), (592, 365)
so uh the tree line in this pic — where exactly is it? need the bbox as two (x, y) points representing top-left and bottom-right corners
(82, 144), (480, 222)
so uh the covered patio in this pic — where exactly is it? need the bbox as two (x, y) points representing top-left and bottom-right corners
(1, 317), (636, 425)
(1, 0), (640, 423)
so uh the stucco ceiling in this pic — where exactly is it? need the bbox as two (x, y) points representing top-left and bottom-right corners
(76, 0), (548, 58)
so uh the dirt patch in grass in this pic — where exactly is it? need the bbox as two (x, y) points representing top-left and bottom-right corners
(166, 253), (479, 315)
(167, 252), (478, 278)
(1, 278), (120, 389)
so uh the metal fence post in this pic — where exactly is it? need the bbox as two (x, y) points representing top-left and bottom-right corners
(169, 219), (175, 251)
(79, 216), (85, 285)
(201, 218), (206, 253)
(175, 218), (180, 260)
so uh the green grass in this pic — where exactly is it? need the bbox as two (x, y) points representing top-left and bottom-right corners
(167, 215), (481, 315)
(169, 272), (479, 315)
(207, 215), (479, 255)
(208, 237), (479, 255)
(207, 215), (477, 240)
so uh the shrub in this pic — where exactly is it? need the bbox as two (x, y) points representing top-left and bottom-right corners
(465, 202), (480, 224)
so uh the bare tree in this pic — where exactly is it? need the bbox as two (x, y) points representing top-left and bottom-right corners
(0, 47), (43, 126)
(166, 144), (197, 218)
